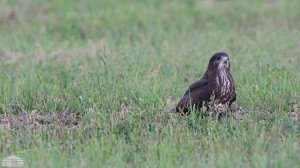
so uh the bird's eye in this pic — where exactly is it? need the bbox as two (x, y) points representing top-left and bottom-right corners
(216, 57), (222, 61)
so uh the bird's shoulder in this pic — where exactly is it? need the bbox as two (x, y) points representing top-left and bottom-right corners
(185, 78), (211, 94)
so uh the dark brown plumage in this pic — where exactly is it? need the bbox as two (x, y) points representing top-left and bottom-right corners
(175, 52), (236, 116)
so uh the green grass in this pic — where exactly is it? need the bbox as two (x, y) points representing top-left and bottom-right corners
(0, 0), (300, 167)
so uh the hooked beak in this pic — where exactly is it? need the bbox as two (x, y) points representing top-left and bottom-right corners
(224, 57), (230, 66)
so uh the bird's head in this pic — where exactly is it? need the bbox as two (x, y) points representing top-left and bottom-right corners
(208, 52), (230, 70)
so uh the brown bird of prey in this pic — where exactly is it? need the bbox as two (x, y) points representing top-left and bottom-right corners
(175, 52), (236, 117)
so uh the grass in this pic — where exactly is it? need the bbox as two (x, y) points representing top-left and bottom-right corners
(0, 0), (300, 167)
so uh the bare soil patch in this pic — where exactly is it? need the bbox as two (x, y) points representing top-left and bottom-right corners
(0, 111), (81, 132)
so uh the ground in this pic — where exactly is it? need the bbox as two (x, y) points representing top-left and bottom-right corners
(0, 0), (300, 167)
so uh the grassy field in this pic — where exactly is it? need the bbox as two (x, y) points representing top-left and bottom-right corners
(0, 0), (300, 167)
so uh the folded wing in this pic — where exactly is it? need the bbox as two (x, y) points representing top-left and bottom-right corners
(175, 78), (213, 113)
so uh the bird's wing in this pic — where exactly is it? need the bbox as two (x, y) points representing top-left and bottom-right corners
(184, 78), (209, 95)
(176, 78), (213, 112)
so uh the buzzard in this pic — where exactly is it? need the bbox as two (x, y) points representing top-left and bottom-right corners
(175, 52), (236, 117)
